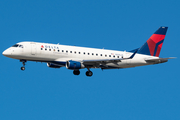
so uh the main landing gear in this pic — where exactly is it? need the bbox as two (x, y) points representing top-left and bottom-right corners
(73, 69), (93, 77)
(86, 70), (93, 77)
(20, 60), (26, 71)
(86, 68), (93, 77)
(73, 70), (80, 75)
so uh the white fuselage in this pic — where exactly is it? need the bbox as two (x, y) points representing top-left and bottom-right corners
(3, 42), (158, 69)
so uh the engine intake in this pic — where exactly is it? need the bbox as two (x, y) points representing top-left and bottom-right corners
(66, 60), (85, 70)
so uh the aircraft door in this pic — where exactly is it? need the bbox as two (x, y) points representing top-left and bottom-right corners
(31, 43), (36, 55)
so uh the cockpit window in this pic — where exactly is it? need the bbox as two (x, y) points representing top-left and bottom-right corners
(12, 44), (19, 47)
(12, 44), (23, 48)
(19, 45), (23, 48)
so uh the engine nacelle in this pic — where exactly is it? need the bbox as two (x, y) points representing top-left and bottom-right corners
(47, 63), (61, 68)
(66, 60), (85, 70)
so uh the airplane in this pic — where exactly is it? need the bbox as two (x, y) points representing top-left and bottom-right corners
(2, 26), (175, 77)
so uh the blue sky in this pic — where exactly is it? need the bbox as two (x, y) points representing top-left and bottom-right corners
(0, 0), (180, 120)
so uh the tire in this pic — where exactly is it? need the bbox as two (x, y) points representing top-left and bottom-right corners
(86, 71), (93, 77)
(73, 70), (80, 75)
(21, 67), (25, 71)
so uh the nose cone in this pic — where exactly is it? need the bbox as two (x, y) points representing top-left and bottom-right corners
(2, 49), (11, 57)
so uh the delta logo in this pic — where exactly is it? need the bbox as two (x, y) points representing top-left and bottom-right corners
(41, 45), (59, 49)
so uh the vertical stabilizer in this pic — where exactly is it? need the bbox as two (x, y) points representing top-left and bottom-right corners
(137, 27), (168, 57)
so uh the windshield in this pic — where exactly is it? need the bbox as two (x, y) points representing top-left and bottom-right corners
(12, 44), (23, 48)
(12, 44), (19, 47)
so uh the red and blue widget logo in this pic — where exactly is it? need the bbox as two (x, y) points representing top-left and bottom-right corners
(138, 27), (168, 57)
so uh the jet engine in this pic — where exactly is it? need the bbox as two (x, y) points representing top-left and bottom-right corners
(66, 60), (85, 70)
(47, 63), (61, 68)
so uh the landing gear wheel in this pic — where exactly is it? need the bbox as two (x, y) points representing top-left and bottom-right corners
(21, 67), (25, 71)
(86, 71), (93, 77)
(73, 70), (80, 75)
(20, 60), (26, 71)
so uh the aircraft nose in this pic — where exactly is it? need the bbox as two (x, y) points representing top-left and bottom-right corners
(2, 49), (11, 56)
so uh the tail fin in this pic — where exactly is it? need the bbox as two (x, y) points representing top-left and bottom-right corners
(137, 26), (168, 57)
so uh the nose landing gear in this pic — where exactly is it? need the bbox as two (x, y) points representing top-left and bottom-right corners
(21, 66), (25, 71)
(20, 60), (26, 71)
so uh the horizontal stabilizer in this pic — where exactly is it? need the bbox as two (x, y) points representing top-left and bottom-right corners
(145, 57), (176, 63)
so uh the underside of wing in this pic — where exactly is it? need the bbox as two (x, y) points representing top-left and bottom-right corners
(82, 58), (123, 69)
(83, 58), (122, 65)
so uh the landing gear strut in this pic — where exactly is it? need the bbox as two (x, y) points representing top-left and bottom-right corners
(20, 60), (26, 71)
(73, 70), (80, 75)
(86, 69), (93, 77)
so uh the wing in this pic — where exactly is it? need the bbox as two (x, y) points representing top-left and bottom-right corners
(82, 58), (124, 69)
(82, 50), (138, 68)
(48, 50), (138, 69)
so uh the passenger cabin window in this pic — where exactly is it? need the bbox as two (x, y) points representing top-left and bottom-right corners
(41, 48), (43, 50)
(70, 51), (72, 53)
